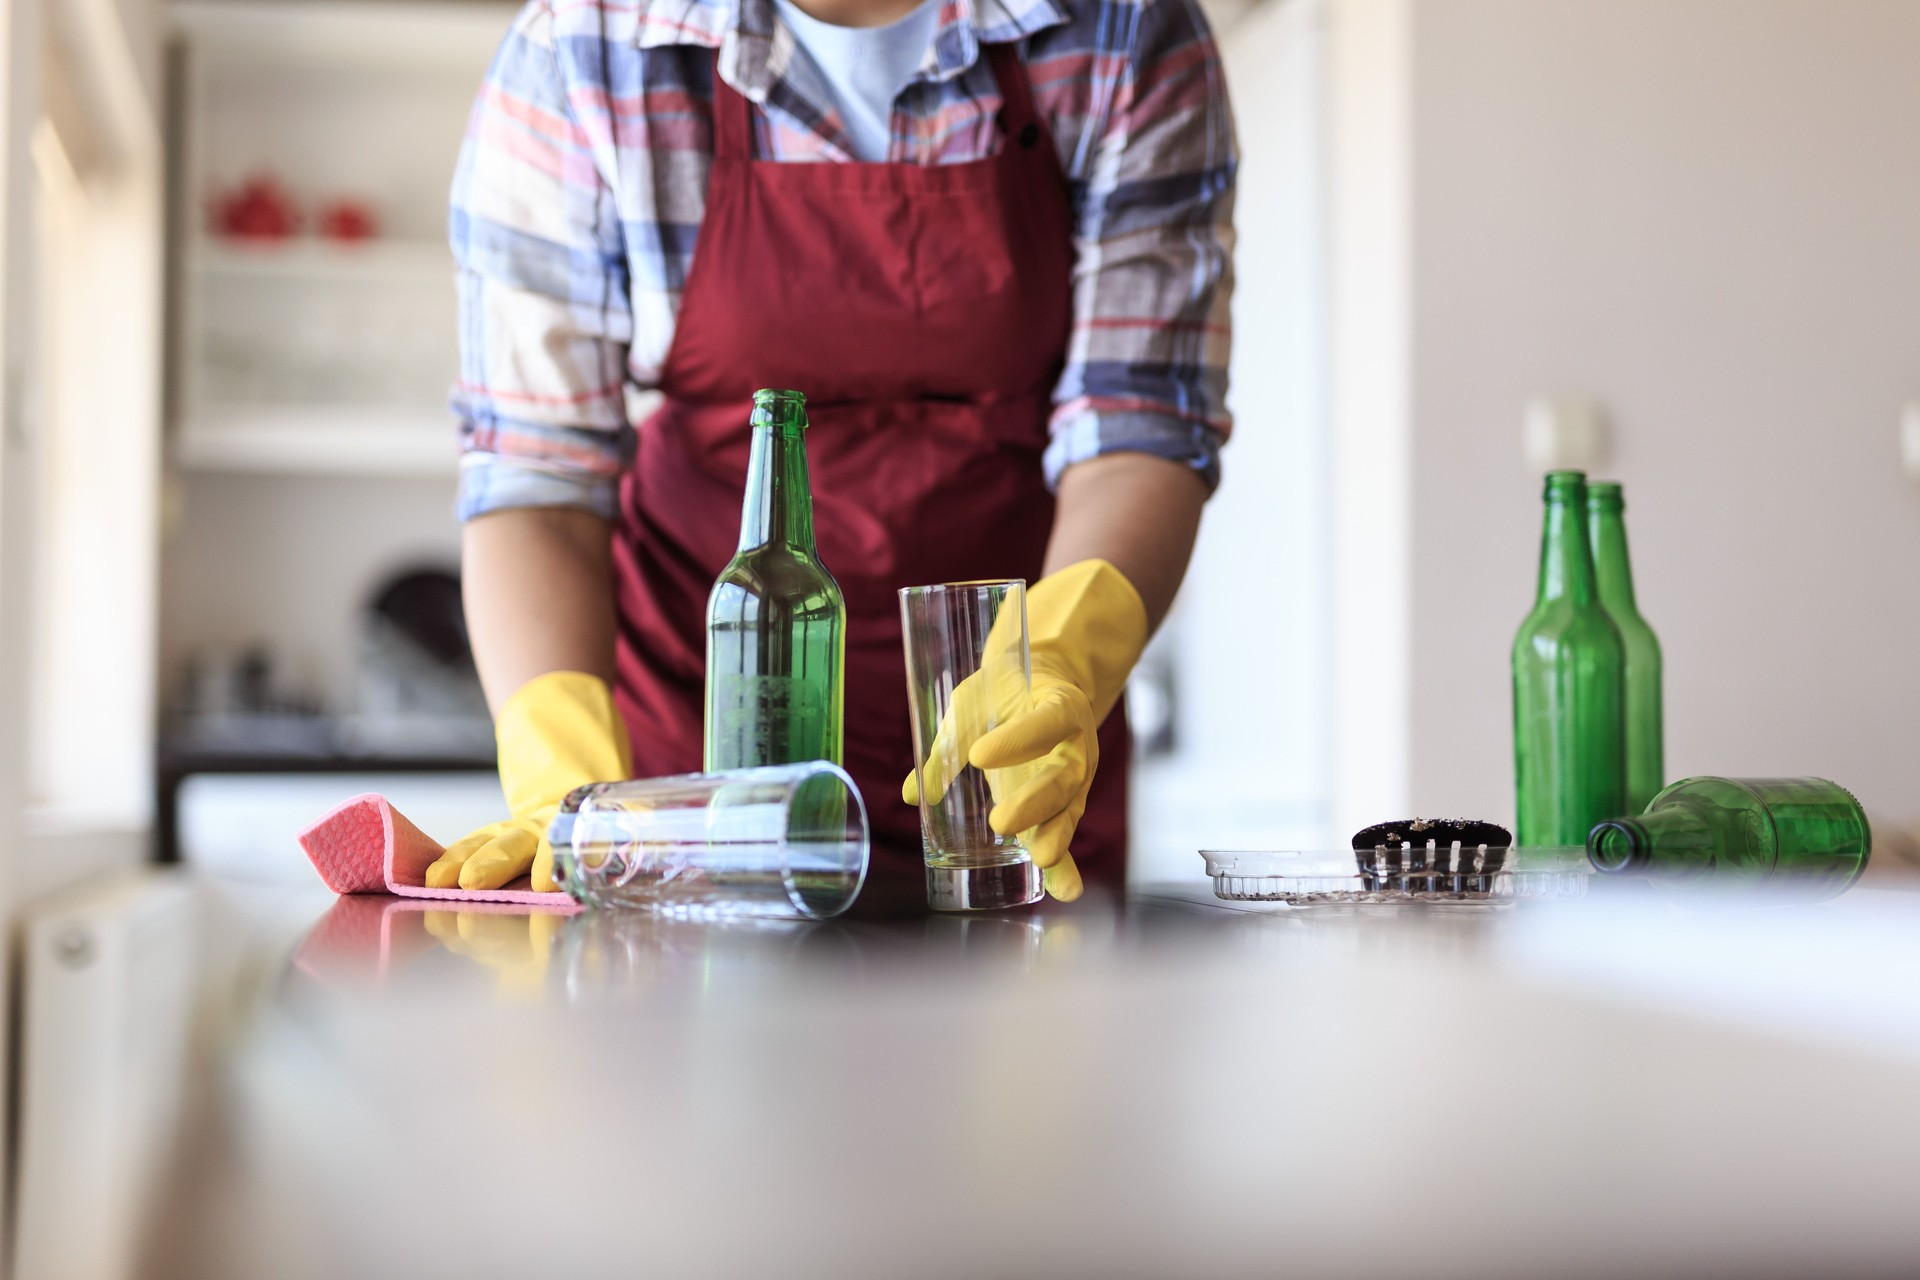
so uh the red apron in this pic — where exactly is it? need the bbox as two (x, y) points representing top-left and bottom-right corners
(611, 43), (1128, 914)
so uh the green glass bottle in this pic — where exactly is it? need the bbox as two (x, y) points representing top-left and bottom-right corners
(1586, 482), (1663, 812)
(1512, 470), (1627, 845)
(704, 390), (846, 771)
(1588, 777), (1870, 902)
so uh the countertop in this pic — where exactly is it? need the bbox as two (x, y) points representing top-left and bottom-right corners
(140, 873), (1920, 1279)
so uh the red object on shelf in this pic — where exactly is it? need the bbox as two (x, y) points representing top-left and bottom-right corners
(319, 199), (380, 243)
(209, 174), (300, 241)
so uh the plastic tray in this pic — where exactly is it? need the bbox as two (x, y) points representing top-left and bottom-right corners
(1199, 846), (1590, 906)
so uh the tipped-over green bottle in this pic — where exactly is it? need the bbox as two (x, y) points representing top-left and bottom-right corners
(1587, 482), (1664, 813)
(704, 390), (847, 771)
(1513, 471), (1627, 846)
(1588, 776), (1870, 902)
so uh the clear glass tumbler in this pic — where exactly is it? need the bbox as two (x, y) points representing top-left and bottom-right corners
(899, 579), (1044, 911)
(546, 762), (868, 920)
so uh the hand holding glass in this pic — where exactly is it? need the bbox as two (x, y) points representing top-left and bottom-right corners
(900, 580), (1045, 911)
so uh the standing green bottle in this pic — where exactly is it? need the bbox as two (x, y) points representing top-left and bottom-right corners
(705, 390), (846, 770)
(1512, 470), (1627, 845)
(1586, 482), (1663, 812)
(1588, 777), (1870, 901)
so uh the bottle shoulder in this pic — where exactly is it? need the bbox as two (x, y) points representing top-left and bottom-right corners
(710, 546), (846, 612)
(1606, 608), (1662, 656)
(1642, 780), (1776, 864)
(1513, 597), (1625, 649)
(1653, 777), (1754, 807)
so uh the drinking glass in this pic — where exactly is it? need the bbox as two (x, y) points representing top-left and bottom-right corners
(547, 763), (868, 920)
(899, 580), (1044, 911)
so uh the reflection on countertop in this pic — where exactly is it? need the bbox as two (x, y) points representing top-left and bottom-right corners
(285, 885), (1177, 999)
(83, 874), (1920, 1279)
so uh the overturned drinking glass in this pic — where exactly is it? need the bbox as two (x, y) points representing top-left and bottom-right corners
(547, 763), (868, 920)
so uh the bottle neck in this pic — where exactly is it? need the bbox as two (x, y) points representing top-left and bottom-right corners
(1587, 502), (1639, 613)
(1588, 804), (1714, 874)
(1536, 487), (1600, 606)
(738, 420), (816, 553)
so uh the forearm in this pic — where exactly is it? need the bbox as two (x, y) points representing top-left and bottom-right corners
(462, 507), (618, 714)
(1044, 452), (1207, 633)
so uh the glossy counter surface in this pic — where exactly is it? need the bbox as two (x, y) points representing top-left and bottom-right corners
(145, 876), (1920, 1279)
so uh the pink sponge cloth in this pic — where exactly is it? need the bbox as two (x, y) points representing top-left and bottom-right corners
(298, 793), (578, 909)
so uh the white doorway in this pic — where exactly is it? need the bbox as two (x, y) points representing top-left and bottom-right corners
(1130, 0), (1334, 882)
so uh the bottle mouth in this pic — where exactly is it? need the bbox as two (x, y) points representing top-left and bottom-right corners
(751, 388), (809, 432)
(1543, 470), (1588, 501)
(1586, 481), (1624, 510)
(1587, 819), (1648, 873)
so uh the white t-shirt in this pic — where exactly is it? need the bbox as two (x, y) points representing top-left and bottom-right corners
(770, 0), (940, 162)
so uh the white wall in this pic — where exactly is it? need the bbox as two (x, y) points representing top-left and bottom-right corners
(1404, 0), (1920, 825)
(1324, 0), (1410, 838)
(30, 120), (165, 833)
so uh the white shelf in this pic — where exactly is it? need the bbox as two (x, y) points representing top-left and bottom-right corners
(171, 2), (520, 73)
(175, 406), (458, 477)
(169, 2), (497, 481)
(191, 238), (455, 286)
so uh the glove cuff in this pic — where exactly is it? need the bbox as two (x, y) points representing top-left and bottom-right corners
(1027, 560), (1148, 724)
(495, 671), (634, 818)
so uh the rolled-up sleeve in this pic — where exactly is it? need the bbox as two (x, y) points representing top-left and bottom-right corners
(1047, 0), (1236, 493)
(451, 2), (634, 522)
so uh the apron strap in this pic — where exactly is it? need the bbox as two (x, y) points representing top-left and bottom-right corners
(711, 52), (754, 161)
(984, 42), (1039, 133)
(711, 43), (1039, 161)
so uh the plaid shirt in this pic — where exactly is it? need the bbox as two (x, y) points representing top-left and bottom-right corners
(451, 0), (1236, 521)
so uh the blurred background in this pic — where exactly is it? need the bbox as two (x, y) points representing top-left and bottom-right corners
(0, 0), (1915, 895)
(0, 0), (1916, 895)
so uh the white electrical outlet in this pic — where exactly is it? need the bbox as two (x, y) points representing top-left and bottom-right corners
(1523, 396), (1611, 473)
(1902, 401), (1920, 482)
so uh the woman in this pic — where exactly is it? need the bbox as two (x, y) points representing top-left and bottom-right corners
(424, 0), (1235, 909)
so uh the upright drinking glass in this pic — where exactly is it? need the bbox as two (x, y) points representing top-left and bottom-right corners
(546, 763), (868, 920)
(899, 580), (1044, 911)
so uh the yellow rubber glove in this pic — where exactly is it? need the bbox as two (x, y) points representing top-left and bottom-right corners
(902, 560), (1147, 902)
(426, 671), (633, 893)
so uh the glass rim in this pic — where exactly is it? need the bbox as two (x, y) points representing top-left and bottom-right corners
(696, 762), (869, 918)
(557, 759), (859, 812)
(549, 760), (870, 920)
(897, 578), (1027, 599)
(776, 761), (869, 919)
